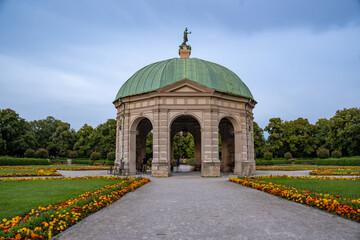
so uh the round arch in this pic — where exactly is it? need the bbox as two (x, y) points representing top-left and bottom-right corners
(218, 116), (240, 174)
(218, 115), (241, 132)
(168, 113), (204, 130)
(169, 114), (202, 173)
(129, 116), (153, 175)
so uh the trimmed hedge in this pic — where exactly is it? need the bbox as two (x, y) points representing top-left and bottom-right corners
(71, 159), (91, 165)
(294, 159), (316, 165)
(256, 157), (360, 166)
(255, 159), (290, 166)
(49, 159), (68, 164)
(316, 159), (360, 166)
(0, 156), (50, 166)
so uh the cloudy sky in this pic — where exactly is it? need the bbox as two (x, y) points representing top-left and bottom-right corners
(0, 0), (359, 131)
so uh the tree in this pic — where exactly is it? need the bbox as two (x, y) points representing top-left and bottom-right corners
(315, 118), (331, 148)
(253, 121), (266, 158)
(283, 118), (319, 157)
(146, 131), (153, 159)
(0, 108), (35, 156)
(30, 116), (62, 149)
(327, 108), (360, 156)
(47, 122), (76, 157)
(94, 119), (116, 158)
(73, 124), (96, 157)
(264, 118), (286, 157)
(173, 132), (194, 159)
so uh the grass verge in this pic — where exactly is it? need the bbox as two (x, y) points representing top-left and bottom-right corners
(0, 177), (122, 219)
(0, 165), (108, 177)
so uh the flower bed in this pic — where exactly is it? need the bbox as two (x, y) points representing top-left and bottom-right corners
(257, 166), (360, 173)
(0, 176), (150, 239)
(0, 166), (109, 178)
(310, 170), (360, 176)
(229, 175), (360, 222)
(256, 166), (316, 171)
(0, 167), (61, 177)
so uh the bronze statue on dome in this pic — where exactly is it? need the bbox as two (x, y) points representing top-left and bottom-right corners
(180, 28), (191, 50)
(183, 28), (191, 45)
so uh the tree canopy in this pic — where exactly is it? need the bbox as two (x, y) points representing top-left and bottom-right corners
(0, 107), (359, 159)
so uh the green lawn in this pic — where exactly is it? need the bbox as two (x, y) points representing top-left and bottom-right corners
(0, 169), (41, 174)
(259, 177), (360, 199)
(4, 165), (108, 170)
(0, 178), (121, 220)
(326, 169), (360, 174)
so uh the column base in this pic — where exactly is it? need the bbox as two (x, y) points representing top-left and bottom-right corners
(202, 161), (220, 177)
(235, 161), (256, 177)
(152, 162), (170, 177)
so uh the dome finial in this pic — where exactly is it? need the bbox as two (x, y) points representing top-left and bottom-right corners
(179, 27), (191, 58)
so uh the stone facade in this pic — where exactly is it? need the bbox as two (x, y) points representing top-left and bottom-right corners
(113, 79), (256, 177)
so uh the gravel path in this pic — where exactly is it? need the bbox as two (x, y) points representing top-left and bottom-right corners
(55, 172), (360, 240)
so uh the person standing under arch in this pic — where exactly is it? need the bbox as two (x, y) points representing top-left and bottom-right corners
(142, 155), (148, 174)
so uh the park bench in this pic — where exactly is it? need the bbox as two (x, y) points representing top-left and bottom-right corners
(93, 162), (102, 166)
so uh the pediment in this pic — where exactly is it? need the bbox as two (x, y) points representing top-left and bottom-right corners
(157, 79), (214, 94)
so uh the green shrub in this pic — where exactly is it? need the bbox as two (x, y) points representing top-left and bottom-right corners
(0, 156), (49, 166)
(284, 152), (292, 160)
(90, 151), (101, 160)
(35, 148), (49, 158)
(316, 159), (360, 166)
(331, 150), (342, 158)
(24, 149), (36, 158)
(68, 150), (79, 159)
(316, 147), (330, 159)
(107, 152), (116, 161)
(71, 159), (91, 165)
(294, 159), (316, 165)
(264, 151), (273, 160)
(270, 159), (289, 165)
(186, 158), (195, 166)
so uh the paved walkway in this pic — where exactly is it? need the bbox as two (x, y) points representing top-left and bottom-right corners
(55, 172), (360, 240)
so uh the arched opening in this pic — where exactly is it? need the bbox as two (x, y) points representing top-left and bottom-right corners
(172, 132), (195, 172)
(130, 117), (153, 175)
(219, 118), (235, 173)
(170, 115), (201, 173)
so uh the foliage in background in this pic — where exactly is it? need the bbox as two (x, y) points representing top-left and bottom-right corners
(284, 152), (292, 160)
(0, 108), (35, 156)
(24, 149), (36, 158)
(264, 151), (273, 160)
(253, 122), (266, 158)
(67, 150), (78, 159)
(107, 152), (116, 160)
(331, 150), (342, 158)
(326, 108), (360, 156)
(146, 132), (153, 159)
(73, 124), (96, 157)
(173, 132), (194, 159)
(316, 147), (330, 159)
(35, 148), (49, 159)
(94, 119), (116, 158)
(0, 107), (359, 160)
(90, 151), (101, 160)
(262, 108), (360, 158)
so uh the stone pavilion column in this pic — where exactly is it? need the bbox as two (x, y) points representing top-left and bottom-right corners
(152, 109), (170, 177)
(201, 110), (220, 177)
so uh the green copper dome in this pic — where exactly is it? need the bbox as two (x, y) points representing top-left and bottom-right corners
(115, 58), (254, 100)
